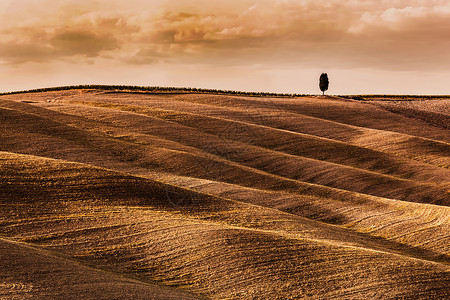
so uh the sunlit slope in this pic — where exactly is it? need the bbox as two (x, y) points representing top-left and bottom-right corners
(1, 89), (450, 298)
(1, 152), (449, 299)
(63, 92), (450, 168)
(1, 92), (449, 205)
(0, 238), (201, 300)
(154, 173), (450, 262)
(368, 98), (450, 130)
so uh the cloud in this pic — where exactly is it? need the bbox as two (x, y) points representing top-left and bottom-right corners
(0, 43), (54, 64)
(0, 28), (120, 64)
(1, 0), (449, 70)
(349, 2), (450, 33)
(0, 2), (138, 64)
(50, 30), (118, 57)
(137, 0), (450, 69)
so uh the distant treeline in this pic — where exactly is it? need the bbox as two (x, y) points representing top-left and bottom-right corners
(0, 85), (312, 98)
(2, 85), (448, 99)
(340, 95), (450, 101)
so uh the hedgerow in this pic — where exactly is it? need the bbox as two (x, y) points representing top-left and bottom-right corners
(0, 85), (312, 98)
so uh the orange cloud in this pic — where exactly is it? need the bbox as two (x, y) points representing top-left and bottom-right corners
(50, 30), (118, 57)
(1, 0), (449, 70)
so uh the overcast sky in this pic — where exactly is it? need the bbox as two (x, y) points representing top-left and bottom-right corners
(1, 0), (449, 94)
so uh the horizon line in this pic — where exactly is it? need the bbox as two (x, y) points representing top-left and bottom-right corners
(1, 84), (449, 99)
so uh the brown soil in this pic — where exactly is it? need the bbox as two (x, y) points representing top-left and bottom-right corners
(0, 90), (449, 299)
(0, 237), (202, 299)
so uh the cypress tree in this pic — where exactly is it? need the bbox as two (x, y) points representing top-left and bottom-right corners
(319, 73), (329, 95)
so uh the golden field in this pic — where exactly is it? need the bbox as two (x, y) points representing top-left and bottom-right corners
(0, 89), (449, 299)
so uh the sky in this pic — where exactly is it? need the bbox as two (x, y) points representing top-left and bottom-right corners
(1, 0), (450, 94)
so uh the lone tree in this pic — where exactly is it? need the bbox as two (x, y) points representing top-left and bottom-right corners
(319, 73), (329, 95)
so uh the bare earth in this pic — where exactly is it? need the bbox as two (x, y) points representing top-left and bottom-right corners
(0, 89), (449, 299)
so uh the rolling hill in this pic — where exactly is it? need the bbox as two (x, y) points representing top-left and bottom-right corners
(0, 88), (449, 299)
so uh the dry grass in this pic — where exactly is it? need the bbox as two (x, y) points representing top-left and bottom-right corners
(0, 89), (449, 299)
